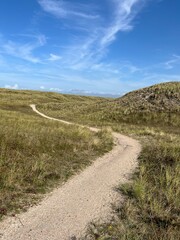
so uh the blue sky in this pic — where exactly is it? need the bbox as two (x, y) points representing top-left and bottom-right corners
(0, 0), (179, 95)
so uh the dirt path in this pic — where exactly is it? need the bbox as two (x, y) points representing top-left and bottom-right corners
(0, 105), (141, 240)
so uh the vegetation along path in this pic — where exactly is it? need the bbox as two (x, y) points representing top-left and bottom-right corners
(0, 105), (141, 240)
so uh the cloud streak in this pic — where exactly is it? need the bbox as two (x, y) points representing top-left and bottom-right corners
(163, 55), (180, 69)
(1, 34), (46, 63)
(48, 53), (62, 61)
(37, 0), (145, 70)
(38, 0), (99, 19)
(4, 83), (19, 89)
(101, 0), (144, 47)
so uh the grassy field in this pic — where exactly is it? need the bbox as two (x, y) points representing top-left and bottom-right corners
(0, 89), (113, 220)
(0, 82), (179, 239)
(36, 82), (180, 239)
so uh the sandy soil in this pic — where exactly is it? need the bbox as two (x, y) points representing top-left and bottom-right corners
(0, 105), (141, 240)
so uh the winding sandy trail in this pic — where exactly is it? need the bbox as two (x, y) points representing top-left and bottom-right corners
(0, 105), (141, 240)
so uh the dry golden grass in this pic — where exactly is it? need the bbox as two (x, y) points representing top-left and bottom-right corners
(0, 89), (113, 219)
(32, 82), (180, 240)
(83, 127), (180, 240)
(1, 83), (180, 239)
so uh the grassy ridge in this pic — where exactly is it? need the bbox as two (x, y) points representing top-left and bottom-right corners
(38, 82), (180, 128)
(0, 90), (113, 219)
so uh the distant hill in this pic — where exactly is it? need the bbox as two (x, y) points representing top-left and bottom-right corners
(93, 82), (180, 126)
(115, 82), (180, 112)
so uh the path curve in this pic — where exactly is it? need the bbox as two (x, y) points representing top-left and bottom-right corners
(0, 105), (141, 240)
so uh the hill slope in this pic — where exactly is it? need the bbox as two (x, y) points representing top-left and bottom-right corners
(97, 81), (180, 126)
(115, 81), (180, 112)
(39, 82), (180, 127)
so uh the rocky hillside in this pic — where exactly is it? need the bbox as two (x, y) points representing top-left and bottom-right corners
(89, 82), (180, 126)
(115, 82), (180, 112)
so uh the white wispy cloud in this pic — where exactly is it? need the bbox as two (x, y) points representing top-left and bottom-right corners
(1, 34), (46, 63)
(48, 53), (62, 61)
(49, 87), (63, 92)
(37, 0), (145, 71)
(4, 83), (19, 89)
(101, 0), (144, 47)
(38, 0), (99, 19)
(163, 55), (180, 69)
